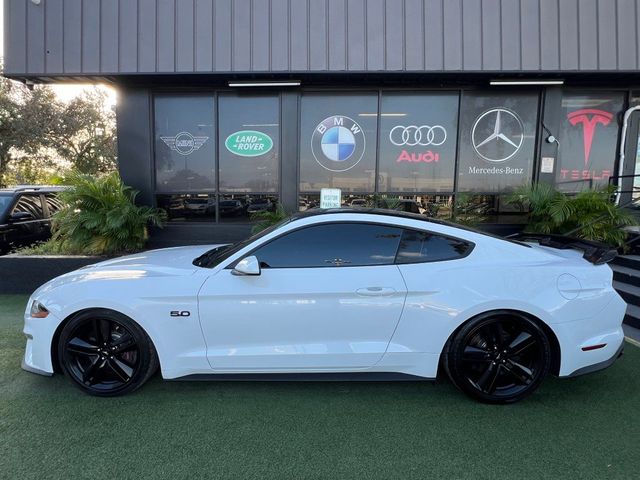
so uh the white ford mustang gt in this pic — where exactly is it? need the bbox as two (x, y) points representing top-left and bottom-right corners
(22, 209), (626, 403)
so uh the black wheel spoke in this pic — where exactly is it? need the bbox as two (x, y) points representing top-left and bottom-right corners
(108, 358), (133, 383)
(94, 318), (111, 345)
(67, 337), (99, 357)
(476, 363), (500, 394)
(504, 360), (534, 385)
(111, 333), (136, 354)
(82, 357), (103, 385)
(462, 345), (490, 362)
(508, 332), (536, 356)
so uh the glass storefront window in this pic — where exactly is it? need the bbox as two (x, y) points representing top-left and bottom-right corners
(219, 194), (279, 223)
(378, 92), (458, 193)
(154, 96), (215, 192)
(457, 92), (539, 193)
(156, 194), (216, 222)
(299, 93), (378, 193)
(556, 92), (624, 192)
(218, 94), (280, 193)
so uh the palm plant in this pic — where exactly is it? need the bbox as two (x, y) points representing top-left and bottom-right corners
(51, 171), (165, 254)
(508, 184), (636, 248)
(250, 203), (289, 234)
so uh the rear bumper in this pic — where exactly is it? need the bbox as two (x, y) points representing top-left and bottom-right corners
(565, 340), (624, 377)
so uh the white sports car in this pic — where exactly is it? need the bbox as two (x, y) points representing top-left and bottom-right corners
(22, 209), (626, 403)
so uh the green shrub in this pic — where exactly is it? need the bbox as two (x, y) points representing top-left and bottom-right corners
(508, 184), (636, 248)
(49, 171), (165, 255)
(250, 203), (289, 234)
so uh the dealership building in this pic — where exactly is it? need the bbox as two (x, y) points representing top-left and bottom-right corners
(4, 0), (640, 242)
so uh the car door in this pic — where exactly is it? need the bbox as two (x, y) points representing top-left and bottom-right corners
(198, 222), (408, 371)
(6, 194), (46, 248)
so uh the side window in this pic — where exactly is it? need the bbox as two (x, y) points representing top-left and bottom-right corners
(252, 223), (403, 268)
(11, 194), (44, 220)
(396, 229), (472, 264)
(45, 194), (63, 216)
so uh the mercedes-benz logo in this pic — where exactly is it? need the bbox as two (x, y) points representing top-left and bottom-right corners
(471, 108), (524, 163)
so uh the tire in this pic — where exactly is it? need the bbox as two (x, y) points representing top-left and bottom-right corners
(58, 309), (158, 397)
(444, 311), (551, 404)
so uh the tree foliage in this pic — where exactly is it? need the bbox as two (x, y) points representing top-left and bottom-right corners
(508, 183), (636, 248)
(0, 72), (116, 186)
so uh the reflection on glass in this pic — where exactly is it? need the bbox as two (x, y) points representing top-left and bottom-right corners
(455, 194), (526, 224)
(219, 194), (279, 223)
(378, 92), (458, 192)
(298, 194), (453, 218)
(218, 94), (280, 193)
(556, 92), (624, 192)
(157, 194), (216, 222)
(300, 93), (378, 193)
(154, 96), (215, 192)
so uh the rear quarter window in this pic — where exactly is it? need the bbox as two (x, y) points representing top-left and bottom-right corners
(395, 229), (473, 264)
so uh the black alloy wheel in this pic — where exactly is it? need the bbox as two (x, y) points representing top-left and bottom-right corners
(58, 310), (158, 396)
(445, 312), (551, 404)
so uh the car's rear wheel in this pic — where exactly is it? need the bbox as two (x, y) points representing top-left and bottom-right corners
(444, 312), (551, 404)
(58, 310), (158, 396)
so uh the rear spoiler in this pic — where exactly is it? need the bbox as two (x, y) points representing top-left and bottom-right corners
(507, 233), (618, 265)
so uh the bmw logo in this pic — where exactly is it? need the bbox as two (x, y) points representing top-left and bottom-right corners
(311, 116), (366, 172)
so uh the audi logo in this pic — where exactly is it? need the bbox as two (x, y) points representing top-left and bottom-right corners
(389, 125), (447, 147)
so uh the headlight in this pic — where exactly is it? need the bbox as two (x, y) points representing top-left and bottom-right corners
(29, 300), (49, 318)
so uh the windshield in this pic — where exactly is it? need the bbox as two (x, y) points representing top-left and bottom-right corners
(192, 216), (294, 268)
(0, 194), (12, 217)
(251, 199), (269, 205)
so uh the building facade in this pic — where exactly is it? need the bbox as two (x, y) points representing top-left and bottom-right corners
(4, 0), (640, 242)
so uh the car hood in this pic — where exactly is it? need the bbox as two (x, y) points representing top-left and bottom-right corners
(34, 245), (225, 296)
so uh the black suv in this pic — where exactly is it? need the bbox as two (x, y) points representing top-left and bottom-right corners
(0, 186), (66, 254)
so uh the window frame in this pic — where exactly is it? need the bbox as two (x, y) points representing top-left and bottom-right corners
(394, 228), (475, 265)
(229, 220), (475, 270)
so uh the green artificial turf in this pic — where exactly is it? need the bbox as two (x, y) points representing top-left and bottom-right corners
(1, 294), (639, 479)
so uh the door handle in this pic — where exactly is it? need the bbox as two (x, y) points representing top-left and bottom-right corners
(355, 287), (397, 297)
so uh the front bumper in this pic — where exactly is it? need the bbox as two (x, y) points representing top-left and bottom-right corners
(22, 305), (59, 376)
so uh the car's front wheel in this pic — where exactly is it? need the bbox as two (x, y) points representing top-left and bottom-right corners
(58, 309), (158, 396)
(444, 312), (551, 404)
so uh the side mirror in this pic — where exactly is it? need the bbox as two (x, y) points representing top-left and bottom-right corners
(9, 211), (33, 223)
(232, 255), (261, 276)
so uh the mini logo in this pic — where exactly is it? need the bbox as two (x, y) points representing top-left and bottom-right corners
(160, 132), (209, 156)
(311, 116), (366, 172)
(471, 108), (524, 163)
(389, 125), (447, 146)
(225, 130), (273, 157)
(567, 109), (613, 166)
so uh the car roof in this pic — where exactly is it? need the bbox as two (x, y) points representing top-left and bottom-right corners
(0, 185), (67, 194)
(288, 207), (527, 246)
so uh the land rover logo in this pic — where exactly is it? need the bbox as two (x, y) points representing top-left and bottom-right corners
(160, 132), (209, 156)
(471, 108), (524, 163)
(225, 130), (274, 157)
(311, 115), (366, 172)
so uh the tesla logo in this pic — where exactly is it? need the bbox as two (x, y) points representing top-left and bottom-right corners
(567, 109), (613, 166)
(471, 108), (524, 163)
(170, 311), (191, 317)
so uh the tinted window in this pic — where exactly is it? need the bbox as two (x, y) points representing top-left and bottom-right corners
(218, 94), (279, 193)
(44, 194), (63, 216)
(0, 194), (12, 216)
(252, 223), (403, 268)
(378, 92), (458, 193)
(395, 229), (472, 264)
(154, 96), (215, 192)
(299, 93), (378, 193)
(457, 92), (538, 193)
(12, 194), (44, 219)
(556, 91), (624, 192)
